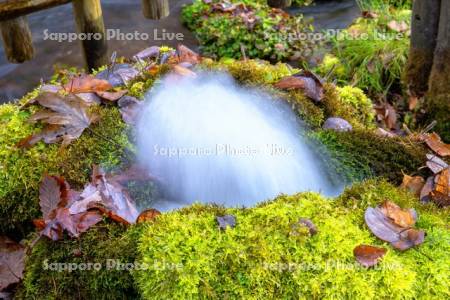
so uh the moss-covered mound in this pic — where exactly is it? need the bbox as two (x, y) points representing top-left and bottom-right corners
(0, 102), (130, 236)
(312, 129), (428, 183)
(17, 222), (141, 300)
(134, 181), (449, 299)
(18, 181), (449, 299)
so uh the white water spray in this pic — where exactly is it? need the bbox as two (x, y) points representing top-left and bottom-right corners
(137, 73), (341, 211)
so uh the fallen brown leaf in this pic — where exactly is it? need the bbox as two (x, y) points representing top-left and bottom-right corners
(0, 237), (25, 292)
(374, 103), (397, 129)
(421, 133), (450, 157)
(365, 201), (424, 251)
(361, 11), (379, 19)
(353, 244), (386, 267)
(19, 92), (97, 147)
(387, 20), (409, 33)
(400, 175), (425, 197)
(137, 209), (161, 224)
(431, 167), (450, 207)
(96, 90), (128, 102)
(64, 75), (112, 93)
(274, 72), (324, 102)
(420, 176), (434, 203)
(177, 44), (201, 65)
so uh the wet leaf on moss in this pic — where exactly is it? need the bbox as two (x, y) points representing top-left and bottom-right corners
(353, 244), (386, 267)
(137, 209), (161, 224)
(0, 237), (25, 292)
(19, 92), (98, 147)
(274, 72), (324, 102)
(420, 176), (434, 203)
(118, 96), (142, 125)
(96, 90), (128, 102)
(63, 75), (112, 93)
(217, 215), (236, 230)
(364, 200), (424, 251)
(400, 175), (425, 197)
(431, 167), (450, 207)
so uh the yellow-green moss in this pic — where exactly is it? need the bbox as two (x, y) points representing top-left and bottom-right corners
(18, 221), (142, 300)
(0, 103), (131, 236)
(311, 129), (428, 183)
(321, 84), (375, 128)
(135, 181), (449, 299)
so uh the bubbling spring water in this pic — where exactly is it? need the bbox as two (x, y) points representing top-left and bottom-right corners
(137, 73), (342, 211)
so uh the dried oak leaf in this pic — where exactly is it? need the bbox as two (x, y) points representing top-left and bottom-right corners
(400, 175), (425, 197)
(0, 237), (25, 292)
(421, 133), (450, 157)
(274, 72), (324, 102)
(64, 75), (112, 93)
(353, 245), (387, 267)
(137, 209), (161, 224)
(19, 92), (97, 147)
(364, 201), (424, 251)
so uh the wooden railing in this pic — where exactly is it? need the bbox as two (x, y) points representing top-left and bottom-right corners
(0, 0), (170, 70)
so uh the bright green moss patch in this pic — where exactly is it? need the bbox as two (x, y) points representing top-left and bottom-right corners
(135, 182), (449, 299)
(18, 222), (142, 300)
(311, 130), (427, 183)
(0, 103), (131, 236)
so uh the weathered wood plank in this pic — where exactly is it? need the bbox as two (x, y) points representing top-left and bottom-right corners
(141, 0), (170, 20)
(0, 16), (34, 63)
(0, 0), (72, 20)
(72, 0), (108, 71)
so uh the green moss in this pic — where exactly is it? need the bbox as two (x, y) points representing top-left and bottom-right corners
(18, 222), (142, 300)
(311, 130), (427, 183)
(135, 182), (449, 299)
(0, 103), (131, 236)
(322, 85), (375, 128)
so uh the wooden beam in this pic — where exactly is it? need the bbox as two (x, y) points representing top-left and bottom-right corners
(0, 0), (72, 21)
(0, 16), (34, 63)
(72, 0), (108, 71)
(141, 0), (170, 20)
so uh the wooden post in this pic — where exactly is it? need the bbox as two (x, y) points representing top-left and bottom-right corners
(141, 0), (170, 20)
(0, 0), (71, 21)
(0, 16), (34, 63)
(405, 0), (441, 96)
(72, 0), (108, 71)
(267, 0), (292, 8)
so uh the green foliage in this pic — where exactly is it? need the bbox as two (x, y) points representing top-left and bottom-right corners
(322, 84), (375, 128)
(311, 130), (427, 183)
(0, 103), (131, 236)
(317, 9), (410, 96)
(357, 0), (412, 10)
(18, 222), (142, 300)
(135, 183), (449, 299)
(182, 0), (315, 61)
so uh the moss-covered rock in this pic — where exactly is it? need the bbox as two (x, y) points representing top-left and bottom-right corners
(311, 130), (428, 183)
(17, 221), (141, 300)
(134, 181), (449, 299)
(0, 103), (131, 236)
